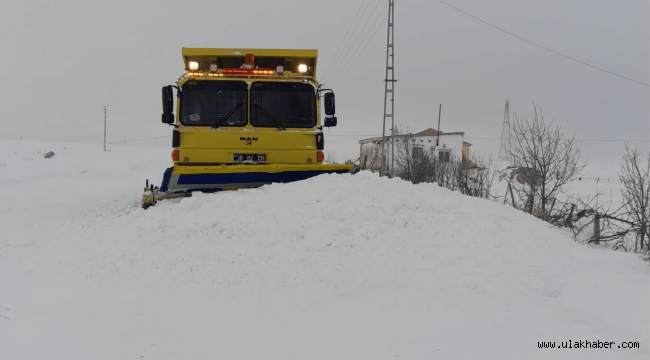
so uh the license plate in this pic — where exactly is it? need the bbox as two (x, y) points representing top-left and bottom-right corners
(234, 154), (266, 163)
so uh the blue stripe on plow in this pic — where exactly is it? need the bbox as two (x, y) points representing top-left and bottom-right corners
(159, 167), (174, 192)
(161, 169), (349, 193)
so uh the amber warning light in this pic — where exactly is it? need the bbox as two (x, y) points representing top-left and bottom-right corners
(245, 54), (255, 66)
(222, 68), (275, 76)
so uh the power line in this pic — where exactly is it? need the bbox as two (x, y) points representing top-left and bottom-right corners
(332, 3), (390, 87)
(324, 2), (389, 85)
(328, 0), (385, 79)
(0, 104), (155, 110)
(464, 136), (649, 142)
(324, 134), (649, 143)
(323, 0), (374, 82)
(107, 135), (171, 145)
(0, 104), (157, 116)
(321, 0), (369, 80)
(436, 0), (650, 87)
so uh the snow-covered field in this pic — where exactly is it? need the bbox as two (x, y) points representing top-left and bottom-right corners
(1, 139), (648, 360)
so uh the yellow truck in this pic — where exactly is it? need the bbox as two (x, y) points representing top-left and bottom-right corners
(142, 48), (354, 208)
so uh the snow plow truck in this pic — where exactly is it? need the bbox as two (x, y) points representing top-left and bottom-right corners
(141, 48), (354, 209)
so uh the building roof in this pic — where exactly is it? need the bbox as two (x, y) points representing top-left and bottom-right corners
(415, 128), (464, 136)
(463, 141), (472, 146)
(358, 128), (465, 144)
(416, 128), (439, 136)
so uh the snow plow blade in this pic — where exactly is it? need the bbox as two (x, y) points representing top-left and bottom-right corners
(142, 163), (355, 209)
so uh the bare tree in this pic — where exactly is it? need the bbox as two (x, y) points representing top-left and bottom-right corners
(519, 145), (649, 256)
(453, 155), (496, 199)
(392, 125), (495, 198)
(325, 152), (337, 164)
(393, 125), (429, 183)
(563, 193), (632, 250)
(506, 105), (585, 218)
(619, 145), (650, 253)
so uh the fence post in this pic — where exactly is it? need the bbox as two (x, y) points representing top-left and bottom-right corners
(566, 204), (575, 228)
(508, 184), (516, 208)
(593, 214), (601, 245)
(549, 198), (556, 219)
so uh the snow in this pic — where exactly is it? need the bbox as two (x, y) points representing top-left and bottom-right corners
(0, 139), (648, 360)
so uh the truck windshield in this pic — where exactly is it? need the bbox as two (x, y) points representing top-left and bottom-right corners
(250, 82), (316, 128)
(180, 81), (248, 126)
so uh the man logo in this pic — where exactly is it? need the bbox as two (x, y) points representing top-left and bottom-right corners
(240, 137), (258, 145)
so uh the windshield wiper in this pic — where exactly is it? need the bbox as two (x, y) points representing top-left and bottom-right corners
(211, 102), (243, 129)
(254, 101), (285, 131)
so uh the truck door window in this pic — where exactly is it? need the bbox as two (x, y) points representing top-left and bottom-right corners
(180, 81), (248, 126)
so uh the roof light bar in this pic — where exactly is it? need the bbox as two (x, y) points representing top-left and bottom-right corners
(222, 68), (275, 76)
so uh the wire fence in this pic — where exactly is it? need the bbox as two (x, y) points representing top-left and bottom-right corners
(107, 135), (172, 145)
(491, 190), (645, 253)
(575, 175), (620, 184)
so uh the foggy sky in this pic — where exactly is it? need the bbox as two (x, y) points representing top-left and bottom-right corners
(0, 0), (648, 163)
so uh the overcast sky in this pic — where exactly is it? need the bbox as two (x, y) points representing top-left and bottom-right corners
(0, 0), (647, 163)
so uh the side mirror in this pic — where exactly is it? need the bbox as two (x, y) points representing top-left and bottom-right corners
(324, 116), (337, 127)
(324, 92), (335, 116)
(161, 113), (174, 124)
(162, 85), (174, 124)
(162, 85), (174, 113)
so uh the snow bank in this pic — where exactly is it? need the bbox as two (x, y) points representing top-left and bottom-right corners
(0, 140), (648, 360)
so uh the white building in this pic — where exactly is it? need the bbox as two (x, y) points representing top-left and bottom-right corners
(359, 128), (471, 174)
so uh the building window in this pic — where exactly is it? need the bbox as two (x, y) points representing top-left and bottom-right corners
(439, 150), (450, 162)
(413, 146), (424, 159)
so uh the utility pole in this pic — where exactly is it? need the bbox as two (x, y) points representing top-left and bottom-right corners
(499, 99), (510, 160)
(380, 0), (396, 177)
(103, 105), (107, 151)
(436, 104), (441, 147)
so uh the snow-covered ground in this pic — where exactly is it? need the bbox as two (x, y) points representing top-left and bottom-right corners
(1, 139), (648, 360)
